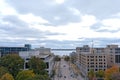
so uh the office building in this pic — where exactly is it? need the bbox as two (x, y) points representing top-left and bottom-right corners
(0, 44), (31, 56)
(19, 47), (55, 76)
(74, 44), (120, 78)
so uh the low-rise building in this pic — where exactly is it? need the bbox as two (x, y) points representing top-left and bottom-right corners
(0, 44), (31, 56)
(19, 47), (55, 76)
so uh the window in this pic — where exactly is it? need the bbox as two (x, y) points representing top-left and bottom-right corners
(90, 56), (94, 58)
(90, 62), (94, 64)
(115, 55), (120, 63)
(99, 59), (102, 61)
(91, 59), (94, 61)
(46, 62), (49, 69)
(91, 65), (94, 67)
(25, 62), (29, 68)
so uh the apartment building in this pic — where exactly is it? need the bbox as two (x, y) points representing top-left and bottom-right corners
(19, 47), (55, 76)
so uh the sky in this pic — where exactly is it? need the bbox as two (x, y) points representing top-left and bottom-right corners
(0, 0), (120, 49)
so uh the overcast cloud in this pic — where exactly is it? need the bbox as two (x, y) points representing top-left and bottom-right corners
(0, 0), (120, 49)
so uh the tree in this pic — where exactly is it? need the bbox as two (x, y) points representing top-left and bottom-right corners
(28, 56), (47, 75)
(96, 70), (105, 78)
(0, 54), (24, 77)
(1, 73), (14, 80)
(0, 66), (9, 78)
(111, 72), (120, 80)
(32, 74), (51, 80)
(105, 65), (119, 80)
(64, 56), (70, 61)
(54, 55), (61, 61)
(15, 70), (35, 80)
(88, 69), (95, 80)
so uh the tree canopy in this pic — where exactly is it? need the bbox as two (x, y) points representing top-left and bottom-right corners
(64, 56), (70, 61)
(28, 56), (47, 75)
(1, 73), (14, 80)
(0, 66), (9, 78)
(15, 70), (35, 80)
(105, 65), (119, 80)
(88, 69), (95, 80)
(54, 55), (61, 61)
(96, 70), (105, 78)
(0, 54), (24, 77)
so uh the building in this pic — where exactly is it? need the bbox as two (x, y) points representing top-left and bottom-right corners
(69, 52), (77, 64)
(0, 44), (31, 56)
(105, 45), (120, 67)
(76, 45), (90, 68)
(35, 47), (51, 54)
(74, 44), (120, 79)
(19, 47), (55, 76)
(80, 52), (107, 77)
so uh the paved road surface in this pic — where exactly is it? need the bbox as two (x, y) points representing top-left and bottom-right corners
(54, 59), (84, 80)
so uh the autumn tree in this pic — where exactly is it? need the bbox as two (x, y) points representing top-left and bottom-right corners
(111, 72), (120, 80)
(32, 74), (51, 80)
(105, 65), (119, 80)
(0, 66), (9, 78)
(15, 70), (35, 80)
(1, 73), (14, 80)
(0, 54), (24, 77)
(28, 56), (47, 75)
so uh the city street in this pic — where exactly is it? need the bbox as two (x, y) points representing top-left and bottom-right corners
(54, 59), (84, 80)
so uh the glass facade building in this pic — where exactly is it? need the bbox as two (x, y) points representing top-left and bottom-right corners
(0, 44), (31, 56)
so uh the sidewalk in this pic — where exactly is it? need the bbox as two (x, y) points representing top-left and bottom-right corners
(70, 62), (85, 80)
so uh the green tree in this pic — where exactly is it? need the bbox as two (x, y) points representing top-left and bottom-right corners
(96, 70), (105, 78)
(32, 74), (51, 80)
(64, 56), (70, 61)
(28, 56), (47, 75)
(54, 55), (61, 61)
(1, 73), (14, 80)
(15, 70), (35, 80)
(0, 54), (24, 77)
(0, 66), (9, 78)
(88, 69), (95, 80)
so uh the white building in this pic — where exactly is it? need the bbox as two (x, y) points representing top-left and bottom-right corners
(19, 47), (55, 76)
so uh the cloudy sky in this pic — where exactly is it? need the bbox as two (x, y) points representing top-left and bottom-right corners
(0, 0), (120, 49)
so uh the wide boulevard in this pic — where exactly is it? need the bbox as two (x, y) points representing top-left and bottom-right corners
(54, 59), (84, 80)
